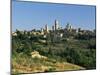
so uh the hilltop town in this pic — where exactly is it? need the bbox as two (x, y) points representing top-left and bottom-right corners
(12, 20), (95, 43)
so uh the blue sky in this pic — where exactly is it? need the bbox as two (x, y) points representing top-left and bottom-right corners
(12, 1), (96, 31)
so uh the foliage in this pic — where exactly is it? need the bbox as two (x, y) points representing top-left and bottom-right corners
(12, 29), (96, 73)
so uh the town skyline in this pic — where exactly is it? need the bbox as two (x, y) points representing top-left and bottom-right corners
(12, 1), (96, 32)
(13, 19), (95, 32)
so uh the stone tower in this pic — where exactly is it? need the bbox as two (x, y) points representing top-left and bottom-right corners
(55, 20), (59, 30)
(45, 24), (49, 33)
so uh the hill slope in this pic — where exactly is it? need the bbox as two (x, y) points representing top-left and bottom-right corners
(12, 53), (85, 74)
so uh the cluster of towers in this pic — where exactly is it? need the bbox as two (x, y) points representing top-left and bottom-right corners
(42, 19), (61, 34)
(41, 19), (72, 34)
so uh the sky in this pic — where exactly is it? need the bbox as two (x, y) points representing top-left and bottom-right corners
(12, 0), (96, 31)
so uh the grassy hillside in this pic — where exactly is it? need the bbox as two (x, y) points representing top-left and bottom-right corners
(12, 53), (84, 74)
